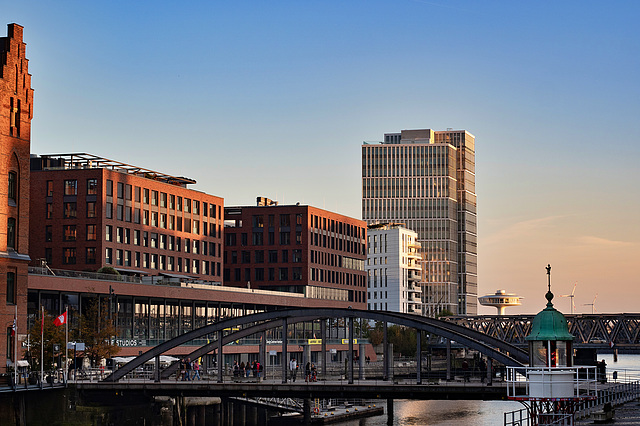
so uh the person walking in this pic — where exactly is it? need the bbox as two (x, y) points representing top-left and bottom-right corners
(305, 362), (311, 382)
(192, 360), (201, 380)
(289, 358), (297, 382)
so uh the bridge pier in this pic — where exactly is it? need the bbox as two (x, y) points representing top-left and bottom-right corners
(321, 320), (327, 378)
(303, 398), (311, 425)
(387, 398), (394, 425)
(417, 330), (422, 384)
(282, 318), (288, 383)
(383, 322), (389, 381)
(359, 343), (365, 380)
(446, 339), (452, 381)
(217, 329), (223, 383)
(487, 358), (493, 386)
(348, 316), (354, 384)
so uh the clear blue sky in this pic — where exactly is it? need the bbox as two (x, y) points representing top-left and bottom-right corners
(7, 1), (640, 313)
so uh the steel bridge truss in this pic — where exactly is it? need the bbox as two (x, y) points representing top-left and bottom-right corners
(446, 314), (640, 346)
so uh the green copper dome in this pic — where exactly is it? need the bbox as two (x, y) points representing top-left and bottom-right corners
(526, 290), (574, 341)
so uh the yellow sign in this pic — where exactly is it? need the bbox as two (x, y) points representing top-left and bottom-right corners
(341, 339), (358, 345)
(308, 339), (322, 345)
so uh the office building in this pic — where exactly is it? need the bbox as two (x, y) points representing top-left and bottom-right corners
(30, 154), (224, 281)
(366, 223), (423, 314)
(224, 197), (367, 309)
(362, 129), (477, 316)
(1, 24), (32, 369)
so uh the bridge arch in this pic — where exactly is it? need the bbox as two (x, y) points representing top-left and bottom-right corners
(104, 308), (527, 382)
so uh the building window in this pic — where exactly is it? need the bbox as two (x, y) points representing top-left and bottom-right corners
(105, 202), (112, 219)
(177, 197), (182, 211)
(117, 227), (124, 243)
(46, 180), (53, 196)
(135, 186), (141, 202)
(46, 203), (53, 219)
(117, 205), (124, 221)
(7, 218), (16, 249)
(87, 202), (97, 218)
(293, 267), (302, 280)
(125, 184), (132, 200)
(105, 248), (112, 264)
(64, 179), (78, 196)
(45, 248), (52, 264)
(185, 199), (191, 213)
(279, 268), (288, 281)
(253, 232), (263, 245)
(193, 200), (199, 215)
(134, 230), (140, 245)
(63, 225), (77, 241)
(116, 249), (123, 266)
(117, 182), (124, 199)
(193, 220), (199, 234)
(280, 215), (290, 227)
(203, 202), (208, 217)
(86, 247), (97, 264)
(106, 225), (113, 242)
(160, 192), (167, 208)
(134, 208), (141, 224)
(106, 180), (113, 196)
(86, 224), (97, 241)
(6, 271), (16, 304)
(143, 188), (149, 204)
(8, 171), (17, 204)
(280, 232), (290, 245)
(255, 250), (264, 263)
(293, 249), (302, 263)
(151, 190), (158, 206)
(63, 248), (76, 264)
(152, 212), (158, 227)
(169, 195), (175, 210)
(45, 225), (52, 242)
(269, 250), (277, 263)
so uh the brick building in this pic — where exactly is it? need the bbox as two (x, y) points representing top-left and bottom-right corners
(1, 24), (32, 370)
(30, 154), (224, 281)
(224, 198), (367, 309)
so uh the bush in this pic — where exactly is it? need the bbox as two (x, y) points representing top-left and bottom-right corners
(97, 266), (120, 275)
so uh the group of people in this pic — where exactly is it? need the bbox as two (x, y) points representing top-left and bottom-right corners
(179, 357), (201, 381)
(288, 358), (317, 382)
(233, 360), (262, 378)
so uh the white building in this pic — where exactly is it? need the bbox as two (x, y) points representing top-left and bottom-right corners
(366, 223), (423, 315)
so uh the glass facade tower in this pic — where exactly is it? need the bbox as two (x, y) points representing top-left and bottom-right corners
(362, 129), (477, 316)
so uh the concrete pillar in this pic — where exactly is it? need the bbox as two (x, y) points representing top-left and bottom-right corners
(388, 343), (394, 381)
(387, 398), (394, 426)
(487, 358), (493, 386)
(320, 320), (327, 377)
(217, 329), (223, 383)
(416, 330), (422, 384)
(446, 339), (451, 381)
(154, 355), (160, 382)
(348, 317), (354, 384)
(383, 322), (389, 381)
(282, 318), (288, 383)
(246, 405), (257, 424)
(259, 330), (266, 381)
(187, 406), (196, 426)
(212, 402), (221, 426)
(303, 398), (311, 425)
(196, 406), (205, 426)
(359, 343), (365, 380)
(237, 403), (245, 425)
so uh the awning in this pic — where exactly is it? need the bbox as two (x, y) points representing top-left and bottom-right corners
(159, 272), (197, 280)
(16, 360), (29, 367)
(114, 267), (149, 275)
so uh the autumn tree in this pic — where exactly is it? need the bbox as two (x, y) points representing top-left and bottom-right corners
(27, 313), (66, 371)
(74, 297), (120, 367)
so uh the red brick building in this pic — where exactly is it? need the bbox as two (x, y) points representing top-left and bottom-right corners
(30, 154), (224, 281)
(0, 24), (33, 370)
(224, 198), (367, 308)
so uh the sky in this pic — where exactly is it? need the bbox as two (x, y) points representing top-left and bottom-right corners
(6, 1), (640, 314)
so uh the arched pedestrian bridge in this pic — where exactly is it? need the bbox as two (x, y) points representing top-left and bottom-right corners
(104, 308), (527, 384)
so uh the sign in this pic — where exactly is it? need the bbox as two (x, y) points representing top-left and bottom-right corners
(308, 339), (322, 345)
(330, 349), (337, 354)
(269, 350), (277, 356)
(341, 339), (358, 345)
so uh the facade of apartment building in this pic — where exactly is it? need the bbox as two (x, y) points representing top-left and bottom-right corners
(29, 154), (224, 282)
(1, 24), (32, 370)
(362, 129), (477, 316)
(224, 198), (367, 309)
(366, 223), (423, 315)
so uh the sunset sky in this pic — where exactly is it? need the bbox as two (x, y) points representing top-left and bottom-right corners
(7, 1), (640, 314)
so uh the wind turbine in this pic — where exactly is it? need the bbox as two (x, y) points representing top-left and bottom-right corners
(560, 282), (577, 314)
(583, 294), (598, 314)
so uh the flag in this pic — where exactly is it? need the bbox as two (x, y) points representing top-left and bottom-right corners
(54, 311), (67, 327)
(609, 341), (615, 348)
(11, 318), (16, 336)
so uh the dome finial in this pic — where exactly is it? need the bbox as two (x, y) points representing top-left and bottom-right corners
(545, 264), (554, 307)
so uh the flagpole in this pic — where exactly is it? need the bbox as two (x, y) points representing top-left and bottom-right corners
(14, 305), (18, 387)
(65, 306), (68, 385)
(40, 306), (44, 387)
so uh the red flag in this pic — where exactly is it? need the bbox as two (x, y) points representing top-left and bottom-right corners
(11, 318), (16, 336)
(54, 312), (67, 327)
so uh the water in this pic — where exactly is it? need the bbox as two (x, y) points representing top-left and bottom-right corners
(339, 353), (640, 425)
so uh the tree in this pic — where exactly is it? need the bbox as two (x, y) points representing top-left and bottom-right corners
(75, 297), (120, 367)
(97, 266), (119, 275)
(27, 313), (66, 371)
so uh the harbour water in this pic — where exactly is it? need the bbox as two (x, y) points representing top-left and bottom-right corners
(340, 353), (640, 425)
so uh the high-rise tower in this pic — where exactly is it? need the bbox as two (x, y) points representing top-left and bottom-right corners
(362, 129), (477, 316)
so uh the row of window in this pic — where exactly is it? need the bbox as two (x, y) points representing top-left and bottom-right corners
(225, 230), (302, 247)
(224, 249), (303, 265)
(54, 179), (221, 218)
(309, 214), (364, 239)
(310, 268), (364, 287)
(310, 231), (365, 255)
(104, 226), (220, 256)
(223, 267), (304, 282)
(49, 247), (221, 277)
